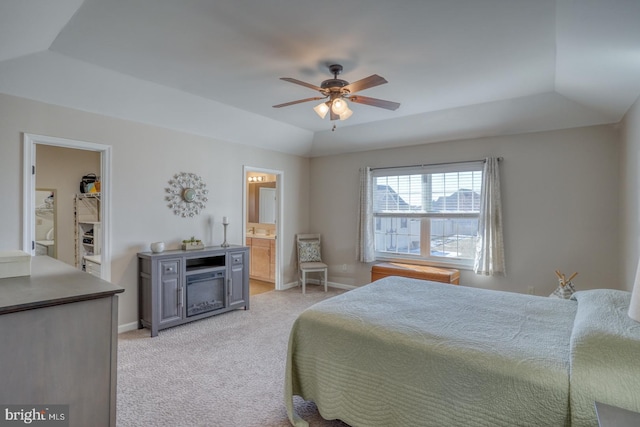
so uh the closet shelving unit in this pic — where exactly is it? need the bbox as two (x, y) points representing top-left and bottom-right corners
(74, 193), (101, 271)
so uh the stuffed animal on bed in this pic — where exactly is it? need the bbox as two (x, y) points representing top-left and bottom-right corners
(550, 270), (578, 299)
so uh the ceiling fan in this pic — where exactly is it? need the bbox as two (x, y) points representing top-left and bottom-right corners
(272, 64), (400, 121)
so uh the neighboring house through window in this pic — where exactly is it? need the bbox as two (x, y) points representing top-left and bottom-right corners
(371, 161), (483, 268)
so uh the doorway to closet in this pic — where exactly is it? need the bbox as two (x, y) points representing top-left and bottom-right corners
(23, 134), (112, 281)
(243, 166), (283, 294)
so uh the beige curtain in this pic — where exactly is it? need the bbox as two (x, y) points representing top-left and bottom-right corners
(357, 167), (375, 262)
(474, 157), (506, 276)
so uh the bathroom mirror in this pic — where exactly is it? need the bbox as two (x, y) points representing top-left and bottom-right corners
(247, 182), (276, 224)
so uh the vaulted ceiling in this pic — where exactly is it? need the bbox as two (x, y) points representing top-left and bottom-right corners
(1, 0), (639, 157)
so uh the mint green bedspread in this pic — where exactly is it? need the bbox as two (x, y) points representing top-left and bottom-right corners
(285, 277), (577, 426)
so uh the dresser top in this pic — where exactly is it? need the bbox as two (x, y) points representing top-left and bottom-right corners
(0, 256), (124, 315)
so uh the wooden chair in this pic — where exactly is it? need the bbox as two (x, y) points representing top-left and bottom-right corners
(296, 234), (328, 294)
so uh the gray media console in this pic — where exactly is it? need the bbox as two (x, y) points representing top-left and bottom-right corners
(138, 245), (249, 337)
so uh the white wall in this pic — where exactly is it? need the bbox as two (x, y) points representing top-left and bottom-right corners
(310, 125), (621, 296)
(620, 96), (640, 291)
(0, 93), (310, 328)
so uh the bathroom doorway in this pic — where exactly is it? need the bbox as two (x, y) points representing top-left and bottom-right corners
(243, 166), (283, 292)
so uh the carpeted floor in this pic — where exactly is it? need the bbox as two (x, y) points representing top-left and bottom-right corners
(117, 286), (350, 427)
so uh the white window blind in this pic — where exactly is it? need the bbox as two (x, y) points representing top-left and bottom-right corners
(371, 161), (483, 266)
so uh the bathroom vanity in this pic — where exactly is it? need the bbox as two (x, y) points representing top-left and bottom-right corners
(246, 234), (276, 282)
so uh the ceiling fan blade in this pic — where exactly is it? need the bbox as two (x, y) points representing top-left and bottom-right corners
(343, 74), (388, 93)
(272, 97), (326, 108)
(349, 95), (400, 111)
(280, 77), (324, 92)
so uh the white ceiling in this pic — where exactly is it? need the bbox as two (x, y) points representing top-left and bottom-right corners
(1, 0), (639, 157)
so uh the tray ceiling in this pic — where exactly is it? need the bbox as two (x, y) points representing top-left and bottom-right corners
(0, 0), (639, 157)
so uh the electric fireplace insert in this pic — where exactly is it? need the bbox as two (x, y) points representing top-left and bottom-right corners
(186, 267), (226, 317)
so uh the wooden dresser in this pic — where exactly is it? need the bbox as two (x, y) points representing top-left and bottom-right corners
(371, 262), (460, 285)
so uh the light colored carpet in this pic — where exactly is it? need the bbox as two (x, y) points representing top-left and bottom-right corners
(117, 286), (350, 427)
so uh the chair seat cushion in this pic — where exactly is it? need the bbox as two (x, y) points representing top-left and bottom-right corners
(300, 262), (328, 270)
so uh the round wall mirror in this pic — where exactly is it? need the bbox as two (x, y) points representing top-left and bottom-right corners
(182, 188), (196, 203)
(165, 172), (208, 217)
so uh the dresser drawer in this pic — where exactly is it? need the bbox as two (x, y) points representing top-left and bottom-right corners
(161, 260), (179, 276)
(85, 260), (101, 277)
(231, 253), (244, 265)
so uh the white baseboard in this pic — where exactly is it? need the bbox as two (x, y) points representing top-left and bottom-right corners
(279, 279), (356, 291)
(280, 281), (299, 290)
(328, 282), (357, 291)
(118, 321), (140, 334)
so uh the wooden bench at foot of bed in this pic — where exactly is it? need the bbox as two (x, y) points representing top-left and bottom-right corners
(371, 262), (460, 285)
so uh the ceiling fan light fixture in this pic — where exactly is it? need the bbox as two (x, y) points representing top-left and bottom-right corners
(339, 106), (353, 121)
(331, 97), (348, 115)
(275, 63), (399, 123)
(313, 102), (330, 119)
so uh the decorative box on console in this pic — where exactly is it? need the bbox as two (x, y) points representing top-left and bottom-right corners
(371, 262), (459, 285)
(0, 250), (31, 279)
(181, 242), (205, 251)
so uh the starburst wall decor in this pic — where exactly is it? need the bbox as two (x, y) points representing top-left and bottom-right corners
(165, 172), (208, 217)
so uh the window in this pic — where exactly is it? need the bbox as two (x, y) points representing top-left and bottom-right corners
(372, 162), (483, 267)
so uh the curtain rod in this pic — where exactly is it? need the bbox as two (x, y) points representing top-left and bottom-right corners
(370, 157), (502, 171)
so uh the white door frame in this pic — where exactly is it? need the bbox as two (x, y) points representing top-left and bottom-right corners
(243, 165), (283, 290)
(23, 134), (112, 281)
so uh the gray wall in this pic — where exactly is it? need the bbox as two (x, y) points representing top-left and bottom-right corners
(309, 125), (621, 296)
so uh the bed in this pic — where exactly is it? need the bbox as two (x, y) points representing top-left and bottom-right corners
(285, 276), (640, 427)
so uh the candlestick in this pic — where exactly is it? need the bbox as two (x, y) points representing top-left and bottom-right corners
(221, 223), (230, 247)
(222, 216), (229, 225)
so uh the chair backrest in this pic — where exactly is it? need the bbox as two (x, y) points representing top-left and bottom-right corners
(296, 234), (323, 264)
